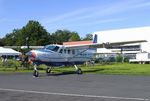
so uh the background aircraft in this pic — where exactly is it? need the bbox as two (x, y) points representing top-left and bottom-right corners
(27, 37), (147, 77)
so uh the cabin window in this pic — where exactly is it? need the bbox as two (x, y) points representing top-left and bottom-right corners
(64, 49), (66, 54)
(72, 50), (75, 54)
(59, 49), (63, 53)
(68, 50), (71, 54)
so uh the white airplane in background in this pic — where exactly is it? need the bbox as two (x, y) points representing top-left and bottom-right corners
(27, 36), (147, 77)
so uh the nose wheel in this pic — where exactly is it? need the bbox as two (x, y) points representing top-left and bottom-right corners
(33, 70), (39, 77)
(33, 64), (39, 77)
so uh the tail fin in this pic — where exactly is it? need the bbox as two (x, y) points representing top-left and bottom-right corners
(93, 34), (98, 43)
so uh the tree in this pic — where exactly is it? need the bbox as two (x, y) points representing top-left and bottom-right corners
(51, 29), (71, 44)
(2, 20), (82, 46)
(82, 34), (93, 40)
(116, 54), (123, 62)
(51, 29), (81, 44)
(0, 38), (4, 46)
(22, 20), (50, 46)
(69, 32), (80, 41)
(2, 29), (20, 46)
(3, 20), (50, 46)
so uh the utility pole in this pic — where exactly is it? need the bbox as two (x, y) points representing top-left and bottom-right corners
(26, 37), (29, 49)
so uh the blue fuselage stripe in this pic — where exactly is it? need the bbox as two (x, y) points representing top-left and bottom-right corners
(33, 61), (84, 66)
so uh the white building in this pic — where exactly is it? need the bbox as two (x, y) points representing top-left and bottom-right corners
(129, 52), (150, 64)
(93, 26), (150, 58)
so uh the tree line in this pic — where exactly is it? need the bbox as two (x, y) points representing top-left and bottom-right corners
(0, 20), (92, 46)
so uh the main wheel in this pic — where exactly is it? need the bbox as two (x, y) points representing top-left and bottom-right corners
(46, 68), (51, 74)
(33, 70), (39, 77)
(76, 68), (83, 74)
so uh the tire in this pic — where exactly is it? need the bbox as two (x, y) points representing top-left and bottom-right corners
(46, 68), (51, 74)
(33, 70), (39, 77)
(77, 68), (83, 74)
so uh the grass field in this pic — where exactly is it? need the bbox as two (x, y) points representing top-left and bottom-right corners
(0, 62), (150, 76)
(53, 63), (150, 75)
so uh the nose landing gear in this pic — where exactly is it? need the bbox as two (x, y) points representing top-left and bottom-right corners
(33, 64), (39, 77)
(33, 70), (39, 77)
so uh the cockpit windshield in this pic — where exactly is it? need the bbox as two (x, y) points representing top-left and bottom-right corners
(45, 45), (59, 52)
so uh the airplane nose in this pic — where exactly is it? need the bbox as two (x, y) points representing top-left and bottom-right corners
(31, 52), (36, 58)
(26, 51), (37, 61)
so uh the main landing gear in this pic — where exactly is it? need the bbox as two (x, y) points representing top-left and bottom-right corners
(46, 67), (52, 75)
(33, 64), (53, 77)
(74, 65), (83, 74)
(33, 64), (82, 77)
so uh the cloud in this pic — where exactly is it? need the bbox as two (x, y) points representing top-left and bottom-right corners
(133, 1), (150, 8)
(42, 0), (150, 25)
(62, 0), (150, 23)
(42, 0), (150, 32)
(42, 7), (95, 24)
(69, 18), (125, 27)
(45, 18), (125, 32)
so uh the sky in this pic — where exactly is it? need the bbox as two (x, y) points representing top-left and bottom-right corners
(0, 0), (150, 38)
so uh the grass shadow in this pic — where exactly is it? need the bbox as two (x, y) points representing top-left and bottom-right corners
(46, 71), (77, 76)
(83, 68), (105, 73)
(49, 68), (106, 76)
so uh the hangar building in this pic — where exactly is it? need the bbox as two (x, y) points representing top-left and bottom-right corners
(93, 26), (150, 59)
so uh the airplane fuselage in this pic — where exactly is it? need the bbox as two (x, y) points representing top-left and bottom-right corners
(29, 45), (93, 66)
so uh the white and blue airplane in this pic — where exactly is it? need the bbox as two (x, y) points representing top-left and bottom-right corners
(27, 36), (147, 77)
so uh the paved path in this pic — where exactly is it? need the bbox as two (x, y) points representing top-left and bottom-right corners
(0, 73), (150, 101)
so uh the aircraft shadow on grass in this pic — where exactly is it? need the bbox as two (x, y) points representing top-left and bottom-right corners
(39, 68), (105, 77)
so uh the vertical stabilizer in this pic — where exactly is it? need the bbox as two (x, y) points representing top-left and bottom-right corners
(93, 34), (98, 43)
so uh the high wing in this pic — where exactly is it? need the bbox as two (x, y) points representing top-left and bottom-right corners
(65, 40), (147, 49)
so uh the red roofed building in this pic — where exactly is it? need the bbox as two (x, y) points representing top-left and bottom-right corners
(63, 40), (92, 46)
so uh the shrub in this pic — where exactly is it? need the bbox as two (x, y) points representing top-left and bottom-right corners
(116, 55), (123, 62)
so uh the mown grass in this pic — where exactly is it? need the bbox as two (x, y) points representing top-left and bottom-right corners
(53, 63), (150, 75)
(85, 63), (150, 75)
(0, 59), (150, 75)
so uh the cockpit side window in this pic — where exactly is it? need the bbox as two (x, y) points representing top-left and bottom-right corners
(53, 46), (59, 52)
(45, 45), (59, 52)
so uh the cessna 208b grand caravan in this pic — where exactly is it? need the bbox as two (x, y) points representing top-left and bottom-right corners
(27, 37), (147, 77)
